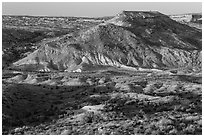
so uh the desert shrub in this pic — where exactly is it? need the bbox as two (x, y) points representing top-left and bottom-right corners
(81, 111), (104, 124)
(55, 86), (59, 89)
(53, 100), (63, 105)
(153, 82), (163, 89)
(103, 95), (128, 112)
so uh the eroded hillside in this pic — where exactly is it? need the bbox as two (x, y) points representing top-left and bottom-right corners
(11, 11), (202, 72)
(2, 15), (111, 68)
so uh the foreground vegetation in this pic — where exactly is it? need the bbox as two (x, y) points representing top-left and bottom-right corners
(2, 68), (202, 135)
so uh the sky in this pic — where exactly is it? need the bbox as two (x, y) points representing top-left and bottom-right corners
(2, 2), (202, 17)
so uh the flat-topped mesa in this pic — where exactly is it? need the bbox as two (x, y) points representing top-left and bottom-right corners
(117, 10), (167, 18)
(107, 10), (169, 27)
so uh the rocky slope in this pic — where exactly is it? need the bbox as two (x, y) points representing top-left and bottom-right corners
(11, 11), (202, 72)
(2, 15), (111, 69)
(170, 13), (202, 29)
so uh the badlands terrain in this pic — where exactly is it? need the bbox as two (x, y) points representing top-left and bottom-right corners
(2, 11), (202, 135)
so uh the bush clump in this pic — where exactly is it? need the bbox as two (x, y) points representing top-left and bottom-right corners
(81, 111), (104, 124)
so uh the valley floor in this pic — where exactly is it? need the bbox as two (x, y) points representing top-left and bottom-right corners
(2, 68), (202, 135)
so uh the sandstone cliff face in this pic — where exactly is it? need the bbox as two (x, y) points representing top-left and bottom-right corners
(12, 11), (202, 72)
